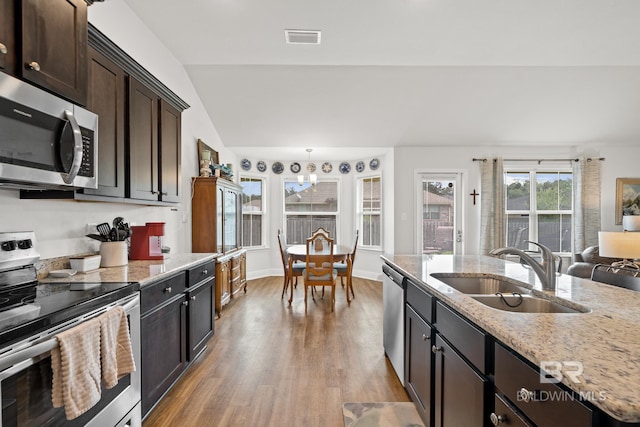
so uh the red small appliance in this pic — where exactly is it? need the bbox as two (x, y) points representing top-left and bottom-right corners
(129, 222), (165, 260)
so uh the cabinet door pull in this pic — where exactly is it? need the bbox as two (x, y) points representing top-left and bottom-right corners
(151, 190), (159, 195)
(190, 296), (196, 301)
(163, 286), (172, 293)
(422, 334), (430, 341)
(161, 191), (168, 196)
(27, 61), (40, 71)
(518, 387), (535, 403)
(202, 269), (208, 275)
(489, 413), (507, 425)
(0, 43), (7, 55)
(431, 345), (442, 354)
(182, 301), (189, 306)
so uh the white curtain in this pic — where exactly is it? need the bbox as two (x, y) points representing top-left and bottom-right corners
(572, 158), (601, 253)
(479, 158), (505, 255)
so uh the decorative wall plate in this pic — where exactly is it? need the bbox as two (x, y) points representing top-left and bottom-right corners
(272, 161), (284, 174)
(307, 163), (316, 173)
(256, 161), (267, 172)
(369, 158), (380, 170)
(240, 158), (251, 171)
(355, 161), (365, 173)
(290, 162), (301, 173)
(339, 162), (351, 174)
(322, 162), (332, 173)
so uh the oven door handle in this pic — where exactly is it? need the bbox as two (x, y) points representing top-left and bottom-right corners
(0, 294), (139, 373)
(0, 338), (57, 373)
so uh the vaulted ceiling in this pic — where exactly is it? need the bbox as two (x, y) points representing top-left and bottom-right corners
(123, 0), (640, 160)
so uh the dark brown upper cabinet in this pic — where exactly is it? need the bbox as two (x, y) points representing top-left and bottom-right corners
(159, 100), (182, 203)
(20, 0), (88, 105)
(128, 77), (160, 202)
(0, 0), (15, 74)
(84, 46), (126, 198)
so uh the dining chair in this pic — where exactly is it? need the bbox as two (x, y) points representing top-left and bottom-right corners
(311, 227), (331, 238)
(278, 229), (304, 299)
(334, 230), (359, 300)
(304, 229), (338, 312)
(590, 264), (640, 291)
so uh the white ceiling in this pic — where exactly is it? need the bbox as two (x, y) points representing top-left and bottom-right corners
(123, 0), (640, 160)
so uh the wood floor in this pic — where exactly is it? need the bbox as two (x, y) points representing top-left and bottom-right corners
(142, 276), (410, 427)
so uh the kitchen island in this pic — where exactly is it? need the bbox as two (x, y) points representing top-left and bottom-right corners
(382, 254), (640, 425)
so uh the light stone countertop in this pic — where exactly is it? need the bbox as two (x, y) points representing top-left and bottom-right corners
(41, 253), (217, 287)
(381, 254), (640, 424)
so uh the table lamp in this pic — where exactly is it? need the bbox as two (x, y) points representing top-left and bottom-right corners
(598, 231), (640, 269)
(623, 215), (640, 231)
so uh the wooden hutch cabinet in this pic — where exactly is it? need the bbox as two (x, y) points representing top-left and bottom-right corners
(192, 177), (247, 316)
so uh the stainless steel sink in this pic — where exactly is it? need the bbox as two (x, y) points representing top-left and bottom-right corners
(470, 295), (589, 314)
(430, 273), (530, 295)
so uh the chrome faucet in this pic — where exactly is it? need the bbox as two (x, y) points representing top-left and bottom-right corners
(489, 241), (557, 291)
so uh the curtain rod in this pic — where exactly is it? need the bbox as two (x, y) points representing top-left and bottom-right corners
(472, 157), (605, 163)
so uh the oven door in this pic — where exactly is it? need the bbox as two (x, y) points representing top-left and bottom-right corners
(0, 72), (97, 190)
(0, 294), (141, 427)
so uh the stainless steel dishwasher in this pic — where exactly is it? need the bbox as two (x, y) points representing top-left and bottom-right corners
(382, 263), (406, 385)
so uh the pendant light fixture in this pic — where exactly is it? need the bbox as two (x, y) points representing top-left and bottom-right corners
(298, 148), (317, 186)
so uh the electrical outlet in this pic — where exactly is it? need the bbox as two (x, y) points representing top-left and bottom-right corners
(86, 223), (97, 234)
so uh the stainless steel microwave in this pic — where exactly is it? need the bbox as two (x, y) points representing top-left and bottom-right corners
(0, 72), (98, 190)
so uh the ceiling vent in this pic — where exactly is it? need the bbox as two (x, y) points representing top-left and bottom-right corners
(285, 29), (321, 45)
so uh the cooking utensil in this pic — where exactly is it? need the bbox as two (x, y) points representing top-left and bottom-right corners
(86, 233), (108, 242)
(96, 222), (111, 238)
(113, 217), (125, 228)
(110, 228), (129, 242)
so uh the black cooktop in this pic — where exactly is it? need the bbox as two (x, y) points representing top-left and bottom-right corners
(0, 266), (138, 348)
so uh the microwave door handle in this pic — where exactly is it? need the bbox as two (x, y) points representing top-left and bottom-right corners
(61, 110), (83, 185)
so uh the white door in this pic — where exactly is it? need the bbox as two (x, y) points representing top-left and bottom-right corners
(417, 172), (464, 255)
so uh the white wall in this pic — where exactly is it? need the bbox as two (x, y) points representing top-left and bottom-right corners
(393, 143), (640, 255)
(241, 151), (392, 281)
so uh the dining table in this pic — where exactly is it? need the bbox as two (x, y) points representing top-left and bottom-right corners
(286, 244), (352, 305)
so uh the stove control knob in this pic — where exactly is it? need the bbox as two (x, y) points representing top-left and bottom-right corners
(1, 240), (17, 251)
(18, 239), (33, 249)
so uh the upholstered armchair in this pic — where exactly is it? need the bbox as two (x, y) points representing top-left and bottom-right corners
(566, 246), (623, 279)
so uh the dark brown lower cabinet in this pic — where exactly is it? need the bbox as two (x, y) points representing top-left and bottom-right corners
(433, 334), (488, 427)
(141, 293), (187, 417)
(405, 305), (433, 426)
(187, 278), (214, 360)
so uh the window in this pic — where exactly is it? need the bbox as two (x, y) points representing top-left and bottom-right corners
(284, 180), (338, 244)
(357, 176), (381, 248)
(241, 177), (264, 247)
(505, 168), (573, 253)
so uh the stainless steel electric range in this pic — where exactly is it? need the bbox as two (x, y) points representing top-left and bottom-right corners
(0, 231), (142, 427)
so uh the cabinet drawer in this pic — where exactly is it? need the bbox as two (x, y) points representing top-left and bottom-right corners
(494, 342), (595, 427)
(493, 394), (532, 427)
(434, 301), (489, 374)
(406, 278), (433, 324)
(141, 272), (186, 314)
(187, 260), (215, 288)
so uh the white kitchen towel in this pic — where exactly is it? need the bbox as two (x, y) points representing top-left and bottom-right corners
(51, 317), (102, 420)
(99, 306), (136, 389)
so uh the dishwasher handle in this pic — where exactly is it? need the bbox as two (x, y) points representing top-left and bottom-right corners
(382, 264), (405, 288)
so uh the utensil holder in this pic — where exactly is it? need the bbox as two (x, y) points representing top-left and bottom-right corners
(100, 241), (128, 267)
